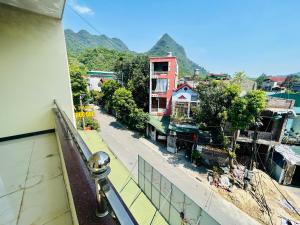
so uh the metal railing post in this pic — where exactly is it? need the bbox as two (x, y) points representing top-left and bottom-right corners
(88, 151), (111, 217)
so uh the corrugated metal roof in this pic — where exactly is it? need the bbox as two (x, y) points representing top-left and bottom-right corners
(148, 116), (170, 134)
(275, 145), (300, 165)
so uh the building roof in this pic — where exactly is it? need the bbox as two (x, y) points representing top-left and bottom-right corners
(265, 76), (286, 82)
(148, 116), (170, 134)
(169, 123), (199, 133)
(275, 145), (300, 165)
(269, 93), (300, 107)
(87, 71), (115, 78)
(208, 73), (230, 77)
(175, 83), (193, 92)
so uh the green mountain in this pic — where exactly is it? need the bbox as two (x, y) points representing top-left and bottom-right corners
(147, 33), (208, 77)
(65, 29), (129, 55)
(65, 29), (208, 77)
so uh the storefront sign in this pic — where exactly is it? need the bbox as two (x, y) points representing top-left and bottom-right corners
(75, 111), (95, 119)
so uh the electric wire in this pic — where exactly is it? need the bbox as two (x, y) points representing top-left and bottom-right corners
(67, 4), (103, 36)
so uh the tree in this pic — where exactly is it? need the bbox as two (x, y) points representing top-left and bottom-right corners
(89, 90), (103, 105)
(112, 88), (136, 123)
(194, 81), (240, 145)
(69, 60), (88, 107)
(282, 74), (300, 89)
(112, 88), (149, 131)
(232, 71), (246, 84)
(114, 55), (150, 111)
(256, 73), (268, 89)
(101, 80), (121, 112)
(78, 48), (135, 71)
(128, 108), (149, 131)
(228, 90), (266, 169)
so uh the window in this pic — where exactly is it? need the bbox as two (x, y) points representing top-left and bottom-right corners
(151, 97), (167, 109)
(152, 79), (168, 92)
(154, 62), (168, 72)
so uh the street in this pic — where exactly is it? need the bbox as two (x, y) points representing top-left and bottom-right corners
(95, 109), (260, 225)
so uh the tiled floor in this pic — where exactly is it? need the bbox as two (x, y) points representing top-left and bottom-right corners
(0, 133), (73, 225)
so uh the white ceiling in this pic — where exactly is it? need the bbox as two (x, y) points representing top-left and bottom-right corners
(0, 0), (66, 19)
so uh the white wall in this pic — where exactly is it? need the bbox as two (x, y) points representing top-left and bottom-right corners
(88, 77), (101, 91)
(0, 4), (75, 138)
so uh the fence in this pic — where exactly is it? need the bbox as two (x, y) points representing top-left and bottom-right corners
(138, 156), (219, 225)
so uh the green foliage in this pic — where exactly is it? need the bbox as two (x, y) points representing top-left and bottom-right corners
(283, 74), (300, 89)
(192, 150), (201, 160)
(195, 81), (241, 145)
(76, 117), (99, 130)
(195, 81), (240, 126)
(112, 88), (149, 132)
(89, 90), (103, 105)
(256, 73), (268, 88)
(101, 80), (122, 111)
(114, 54), (150, 111)
(65, 30), (209, 78)
(228, 89), (266, 154)
(147, 33), (208, 77)
(112, 88), (136, 122)
(69, 59), (88, 106)
(228, 151), (236, 159)
(232, 71), (246, 84)
(244, 90), (267, 120)
(128, 108), (149, 131)
(78, 48), (135, 71)
(65, 29), (129, 55)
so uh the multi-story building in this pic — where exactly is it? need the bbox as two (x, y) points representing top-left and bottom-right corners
(149, 53), (178, 116)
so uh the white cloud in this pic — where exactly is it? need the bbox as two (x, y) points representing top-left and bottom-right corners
(71, 0), (94, 15)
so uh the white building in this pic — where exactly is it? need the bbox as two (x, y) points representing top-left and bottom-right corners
(87, 70), (115, 91)
(171, 83), (199, 118)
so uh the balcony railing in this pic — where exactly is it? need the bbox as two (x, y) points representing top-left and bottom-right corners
(239, 130), (273, 141)
(53, 100), (137, 225)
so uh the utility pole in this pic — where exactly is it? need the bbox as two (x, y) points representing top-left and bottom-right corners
(80, 94), (86, 130)
(244, 121), (262, 190)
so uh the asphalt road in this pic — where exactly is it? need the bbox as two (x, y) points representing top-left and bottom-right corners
(95, 109), (261, 225)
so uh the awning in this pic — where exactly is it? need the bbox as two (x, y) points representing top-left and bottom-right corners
(148, 116), (170, 134)
(169, 123), (199, 133)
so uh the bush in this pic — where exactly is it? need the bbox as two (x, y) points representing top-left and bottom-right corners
(89, 90), (104, 105)
(76, 117), (99, 130)
(128, 108), (149, 131)
(111, 87), (149, 132)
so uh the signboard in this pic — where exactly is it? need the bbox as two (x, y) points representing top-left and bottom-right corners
(138, 156), (219, 225)
(75, 111), (95, 119)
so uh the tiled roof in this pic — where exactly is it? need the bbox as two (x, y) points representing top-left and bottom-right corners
(266, 76), (286, 82)
(175, 83), (193, 91)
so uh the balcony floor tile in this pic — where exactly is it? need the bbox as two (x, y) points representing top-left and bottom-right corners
(0, 133), (72, 225)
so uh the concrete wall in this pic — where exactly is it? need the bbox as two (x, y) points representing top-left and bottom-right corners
(0, 4), (75, 138)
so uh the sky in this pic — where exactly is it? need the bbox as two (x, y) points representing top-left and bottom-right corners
(63, 0), (300, 77)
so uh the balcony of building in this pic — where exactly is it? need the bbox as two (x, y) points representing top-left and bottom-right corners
(151, 78), (168, 94)
(151, 62), (169, 76)
(0, 101), (138, 225)
(0, 1), (138, 225)
(151, 97), (167, 114)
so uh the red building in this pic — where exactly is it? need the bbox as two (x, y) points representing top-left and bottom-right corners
(149, 54), (178, 116)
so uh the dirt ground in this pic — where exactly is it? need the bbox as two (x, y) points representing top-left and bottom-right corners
(213, 169), (300, 225)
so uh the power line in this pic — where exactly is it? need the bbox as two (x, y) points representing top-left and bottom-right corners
(67, 5), (102, 35)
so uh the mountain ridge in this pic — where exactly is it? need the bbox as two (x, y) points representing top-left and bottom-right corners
(65, 29), (129, 54)
(65, 29), (207, 76)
